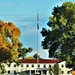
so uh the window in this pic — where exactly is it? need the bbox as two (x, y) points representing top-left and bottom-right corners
(8, 70), (10, 74)
(38, 65), (40, 67)
(43, 65), (46, 68)
(43, 70), (46, 74)
(32, 64), (34, 67)
(14, 70), (16, 74)
(31, 70), (35, 74)
(67, 71), (70, 74)
(61, 71), (64, 74)
(8, 64), (11, 67)
(26, 64), (29, 67)
(49, 65), (51, 67)
(61, 65), (64, 68)
(14, 64), (16, 67)
(21, 64), (23, 67)
(26, 70), (29, 74)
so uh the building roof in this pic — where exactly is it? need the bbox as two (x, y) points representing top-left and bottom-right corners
(20, 59), (62, 64)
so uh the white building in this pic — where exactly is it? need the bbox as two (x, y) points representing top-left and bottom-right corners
(3, 59), (72, 75)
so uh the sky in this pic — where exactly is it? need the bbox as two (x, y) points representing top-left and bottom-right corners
(0, 0), (75, 59)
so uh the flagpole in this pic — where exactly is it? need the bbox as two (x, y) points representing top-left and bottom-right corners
(37, 9), (39, 68)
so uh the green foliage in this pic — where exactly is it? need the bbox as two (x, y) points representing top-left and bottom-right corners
(0, 63), (6, 74)
(33, 53), (40, 59)
(48, 64), (61, 75)
(18, 42), (32, 59)
(41, 2), (75, 68)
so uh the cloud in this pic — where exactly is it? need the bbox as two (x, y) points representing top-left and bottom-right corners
(0, 14), (48, 36)
(16, 22), (33, 26)
(21, 26), (36, 36)
(0, 15), (35, 25)
(15, 16), (37, 36)
(10, 15), (36, 23)
(38, 49), (49, 59)
(27, 49), (49, 59)
(0, 15), (37, 36)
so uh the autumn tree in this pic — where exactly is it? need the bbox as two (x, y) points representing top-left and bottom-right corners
(0, 20), (20, 63)
(0, 20), (33, 74)
(41, 2), (75, 69)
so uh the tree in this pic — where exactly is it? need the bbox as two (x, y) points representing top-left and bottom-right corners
(0, 20), (21, 62)
(18, 42), (32, 59)
(48, 64), (61, 75)
(0, 20), (32, 74)
(0, 20), (32, 61)
(41, 2), (75, 69)
(33, 53), (40, 59)
(25, 56), (35, 59)
(33, 53), (43, 59)
(0, 63), (6, 74)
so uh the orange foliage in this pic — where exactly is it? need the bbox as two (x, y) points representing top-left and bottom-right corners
(7, 42), (12, 48)
(5, 22), (15, 31)
(0, 35), (3, 45)
(12, 38), (19, 44)
(0, 20), (21, 62)
(72, 70), (75, 75)
(12, 28), (21, 37)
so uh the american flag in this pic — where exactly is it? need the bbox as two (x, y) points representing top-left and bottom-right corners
(37, 10), (39, 29)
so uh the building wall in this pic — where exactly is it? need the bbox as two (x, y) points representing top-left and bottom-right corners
(3, 61), (72, 75)
(59, 61), (72, 75)
(4, 62), (54, 75)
